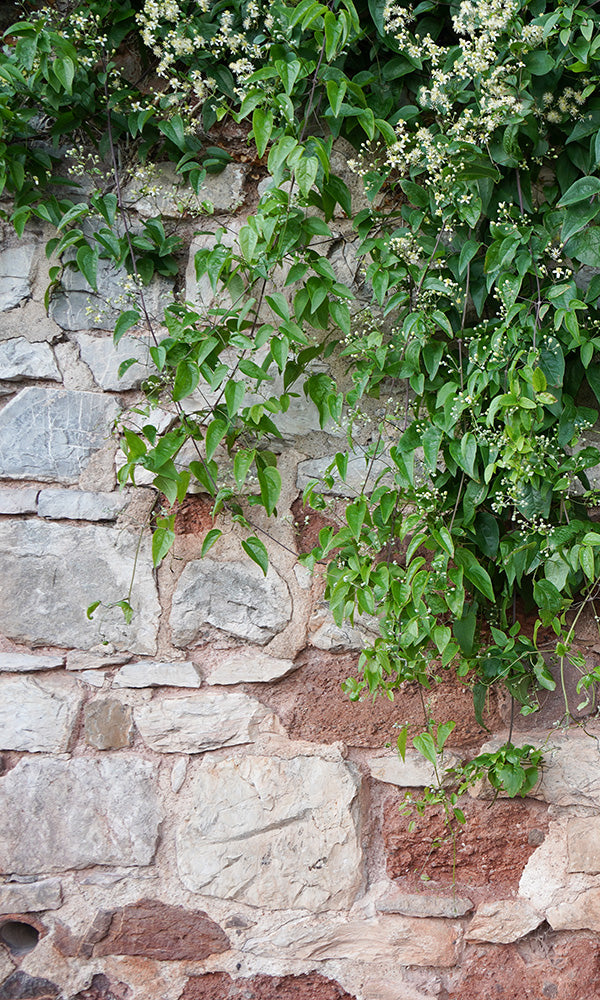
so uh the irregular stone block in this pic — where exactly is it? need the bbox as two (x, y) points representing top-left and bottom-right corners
(0, 337), (60, 381)
(84, 699), (133, 750)
(75, 332), (155, 391)
(37, 489), (128, 521)
(49, 257), (172, 331)
(135, 691), (279, 753)
(0, 756), (160, 873)
(466, 900), (543, 943)
(0, 520), (159, 653)
(0, 245), (36, 311)
(0, 675), (82, 752)
(547, 887), (600, 932)
(124, 161), (245, 217)
(66, 650), (131, 671)
(568, 816), (600, 874)
(0, 652), (64, 672)
(367, 750), (461, 788)
(0, 972), (59, 999)
(92, 898), (230, 960)
(206, 651), (296, 685)
(0, 388), (120, 483)
(112, 660), (202, 689)
(0, 879), (62, 915)
(170, 558), (291, 646)
(0, 487), (39, 514)
(180, 972), (356, 1000)
(177, 753), (362, 910)
(377, 889), (473, 918)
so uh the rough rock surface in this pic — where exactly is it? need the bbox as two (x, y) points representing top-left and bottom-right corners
(0, 388), (120, 483)
(0, 675), (82, 752)
(0, 756), (160, 873)
(112, 660), (202, 688)
(124, 161), (245, 217)
(205, 650), (297, 685)
(0, 652), (63, 671)
(49, 257), (172, 331)
(465, 899), (543, 943)
(377, 889), (473, 918)
(134, 691), (280, 753)
(0, 487), (39, 513)
(170, 558), (292, 646)
(177, 753), (362, 910)
(37, 489), (128, 521)
(0, 244), (36, 311)
(180, 973), (356, 1000)
(84, 699), (133, 750)
(0, 520), (159, 653)
(0, 338), (60, 381)
(367, 750), (462, 788)
(75, 333), (154, 391)
(0, 879), (62, 915)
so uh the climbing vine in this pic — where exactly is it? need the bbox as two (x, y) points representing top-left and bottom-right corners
(3, 0), (600, 799)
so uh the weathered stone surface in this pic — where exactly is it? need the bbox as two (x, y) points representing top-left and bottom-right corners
(170, 558), (292, 646)
(185, 221), (243, 310)
(75, 333), (154, 391)
(49, 257), (172, 331)
(112, 660), (202, 689)
(297, 453), (391, 496)
(180, 973), (356, 1000)
(0, 520), (159, 653)
(0, 388), (120, 483)
(0, 652), (64, 672)
(244, 914), (460, 966)
(0, 338), (60, 381)
(0, 487), (39, 514)
(0, 879), (62, 915)
(367, 750), (461, 788)
(0, 971), (59, 999)
(78, 670), (107, 687)
(66, 651), (131, 671)
(84, 699), (133, 750)
(0, 245), (36, 311)
(377, 889), (473, 918)
(177, 753), (362, 910)
(547, 887), (600, 932)
(206, 651), (296, 685)
(37, 489), (128, 522)
(0, 675), (82, 752)
(567, 816), (600, 873)
(135, 691), (279, 753)
(124, 161), (245, 217)
(93, 899), (231, 960)
(0, 756), (160, 873)
(171, 757), (187, 793)
(308, 605), (379, 652)
(466, 899), (543, 943)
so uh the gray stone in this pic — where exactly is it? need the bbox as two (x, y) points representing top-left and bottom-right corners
(377, 889), (473, 918)
(0, 245), (36, 311)
(171, 757), (187, 793)
(0, 487), (39, 513)
(37, 489), (128, 522)
(49, 256), (172, 331)
(134, 691), (279, 753)
(75, 332), (155, 391)
(112, 660), (202, 689)
(84, 698), (133, 750)
(547, 887), (600, 932)
(0, 652), (64, 672)
(66, 650), (131, 671)
(0, 879), (62, 914)
(176, 753), (363, 910)
(0, 388), (120, 483)
(367, 750), (461, 788)
(78, 670), (106, 687)
(568, 816), (600, 874)
(124, 161), (245, 217)
(206, 651), (296, 685)
(297, 452), (392, 496)
(0, 756), (160, 874)
(185, 221), (244, 311)
(0, 675), (82, 752)
(0, 338), (61, 381)
(466, 900), (543, 943)
(0, 520), (159, 653)
(309, 605), (380, 652)
(170, 558), (292, 646)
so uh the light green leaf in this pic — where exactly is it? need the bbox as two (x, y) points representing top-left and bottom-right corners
(205, 418), (228, 461)
(152, 526), (175, 566)
(258, 465), (281, 515)
(242, 535), (269, 575)
(201, 527), (222, 556)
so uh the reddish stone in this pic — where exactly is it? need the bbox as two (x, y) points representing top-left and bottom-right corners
(258, 648), (502, 750)
(383, 794), (549, 895)
(180, 972), (356, 1000)
(91, 899), (230, 961)
(448, 931), (600, 999)
(70, 975), (130, 1000)
(0, 971), (58, 999)
(53, 912), (111, 959)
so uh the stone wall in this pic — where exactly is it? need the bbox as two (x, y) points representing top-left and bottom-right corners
(2, 161), (600, 1000)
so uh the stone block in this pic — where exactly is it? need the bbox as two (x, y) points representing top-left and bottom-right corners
(75, 332), (155, 391)
(112, 660), (202, 688)
(0, 675), (82, 752)
(0, 756), (160, 873)
(124, 160), (245, 217)
(170, 558), (292, 646)
(176, 753), (362, 910)
(0, 652), (64, 672)
(0, 388), (120, 483)
(297, 453), (392, 496)
(367, 750), (461, 788)
(567, 816), (600, 873)
(377, 889), (473, 918)
(37, 489), (128, 521)
(134, 691), (279, 753)
(84, 699), (133, 750)
(0, 487), (39, 514)
(466, 899), (543, 943)
(0, 338), (60, 381)
(92, 899), (230, 960)
(0, 520), (160, 653)
(0, 244), (36, 311)
(0, 879), (62, 915)
(206, 651), (296, 685)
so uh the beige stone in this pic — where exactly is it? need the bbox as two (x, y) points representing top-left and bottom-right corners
(206, 651), (297, 685)
(134, 691), (280, 753)
(466, 899), (543, 943)
(567, 816), (600, 873)
(547, 887), (600, 932)
(377, 889), (473, 918)
(84, 699), (133, 750)
(367, 750), (461, 788)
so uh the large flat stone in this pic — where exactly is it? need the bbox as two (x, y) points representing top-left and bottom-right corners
(0, 520), (159, 653)
(0, 245), (36, 311)
(170, 558), (292, 646)
(377, 889), (473, 918)
(37, 489), (128, 521)
(0, 675), (82, 752)
(568, 816), (600, 873)
(134, 691), (279, 753)
(547, 888), (600, 932)
(84, 699), (133, 750)
(0, 388), (120, 483)
(176, 753), (363, 910)
(49, 257), (172, 331)
(466, 900), (543, 943)
(206, 651), (297, 685)
(367, 750), (461, 788)
(0, 879), (62, 914)
(0, 756), (160, 873)
(113, 660), (202, 688)
(0, 487), (39, 513)
(93, 899), (231, 960)
(75, 332), (155, 391)
(125, 161), (245, 217)
(0, 338), (60, 380)
(0, 651), (64, 671)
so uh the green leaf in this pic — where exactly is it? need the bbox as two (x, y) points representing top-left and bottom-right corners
(533, 578), (563, 616)
(397, 725), (408, 762)
(565, 228), (600, 266)
(114, 310), (140, 345)
(76, 244), (98, 290)
(201, 527), (222, 556)
(205, 418), (227, 461)
(225, 379), (245, 416)
(152, 526), (175, 566)
(346, 499), (366, 540)
(252, 108), (273, 158)
(559, 176), (600, 206)
(258, 465), (281, 515)
(454, 549), (495, 602)
(234, 448), (255, 489)
(413, 732), (437, 767)
(53, 55), (75, 93)
(242, 535), (269, 575)
(86, 600), (101, 620)
(173, 360), (200, 401)
(295, 156), (319, 197)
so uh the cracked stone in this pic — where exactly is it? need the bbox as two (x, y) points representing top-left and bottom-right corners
(0, 338), (60, 381)
(112, 660), (202, 688)
(37, 489), (129, 521)
(134, 691), (280, 753)
(75, 333), (156, 391)
(84, 699), (133, 750)
(0, 245), (36, 311)
(0, 675), (82, 752)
